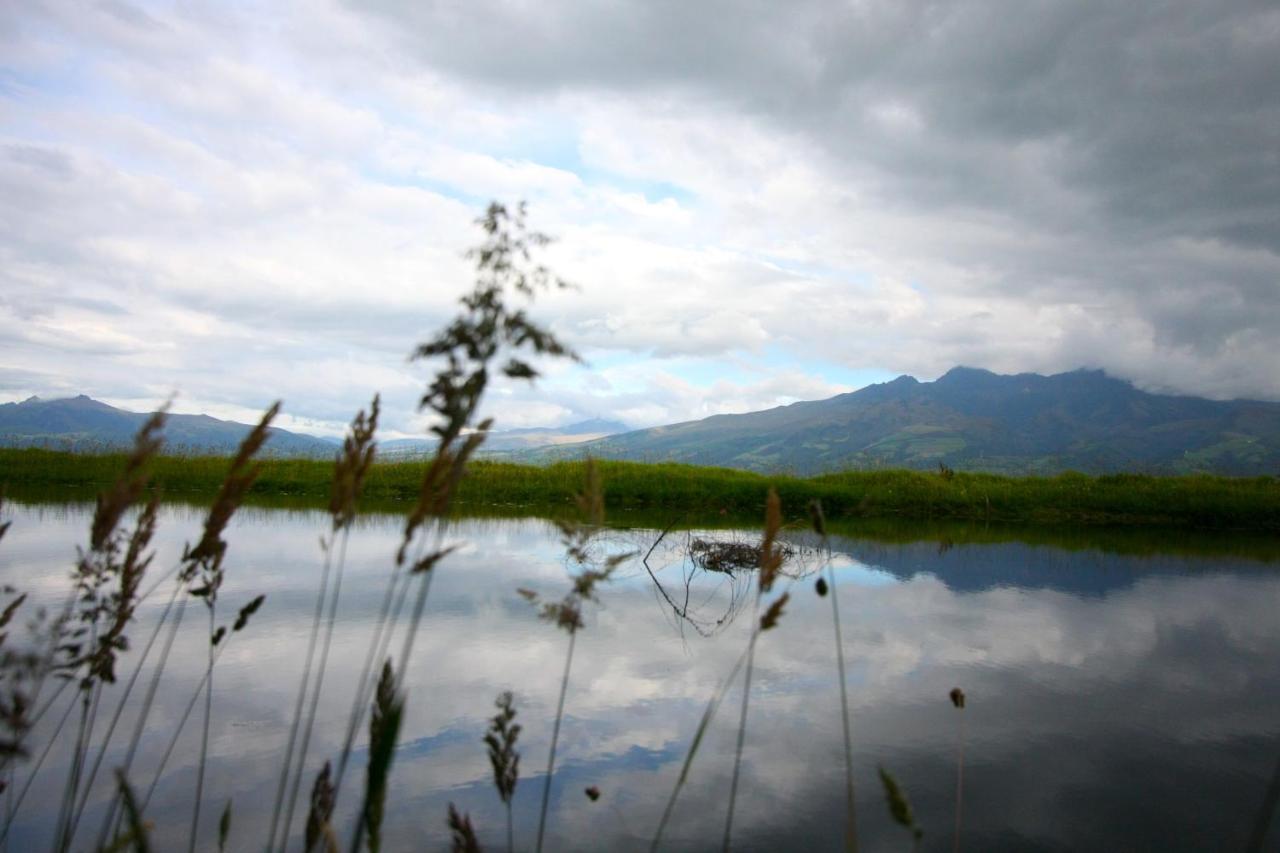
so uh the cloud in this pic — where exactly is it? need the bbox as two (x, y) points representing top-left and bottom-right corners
(1, 0), (1277, 438)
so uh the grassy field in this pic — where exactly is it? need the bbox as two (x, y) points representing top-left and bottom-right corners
(3, 447), (1278, 531)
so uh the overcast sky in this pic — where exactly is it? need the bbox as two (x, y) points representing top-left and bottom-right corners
(2, 0), (1278, 437)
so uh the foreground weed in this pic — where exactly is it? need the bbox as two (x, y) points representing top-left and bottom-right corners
(950, 687), (967, 853)
(304, 761), (336, 853)
(811, 498), (858, 853)
(353, 660), (402, 853)
(879, 766), (924, 852)
(447, 802), (481, 853)
(484, 691), (521, 852)
(271, 397), (380, 852)
(519, 460), (632, 853)
(721, 487), (790, 852)
(331, 202), (575, 819)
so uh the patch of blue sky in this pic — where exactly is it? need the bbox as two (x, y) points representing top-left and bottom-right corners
(756, 347), (897, 391)
(471, 124), (697, 207)
(358, 163), (487, 208)
(829, 557), (901, 588)
(747, 250), (874, 288)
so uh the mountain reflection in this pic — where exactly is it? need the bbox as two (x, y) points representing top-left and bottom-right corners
(2, 504), (1277, 851)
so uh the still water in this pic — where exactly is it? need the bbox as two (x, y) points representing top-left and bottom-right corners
(1, 501), (1278, 851)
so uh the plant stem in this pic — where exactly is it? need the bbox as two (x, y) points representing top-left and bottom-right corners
(721, 592), (761, 853)
(536, 628), (577, 853)
(188, 607), (215, 853)
(97, 594), (188, 850)
(0, 688), (76, 847)
(268, 535), (337, 852)
(953, 708), (966, 853)
(828, 562), (858, 853)
(66, 582), (183, 845)
(281, 527), (351, 850)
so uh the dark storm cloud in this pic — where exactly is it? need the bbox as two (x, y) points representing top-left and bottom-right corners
(356, 0), (1280, 253)
(351, 0), (1280, 399)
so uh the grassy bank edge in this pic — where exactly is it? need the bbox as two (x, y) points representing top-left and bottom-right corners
(3, 447), (1278, 531)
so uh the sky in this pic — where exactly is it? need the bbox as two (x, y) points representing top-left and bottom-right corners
(2, 0), (1278, 439)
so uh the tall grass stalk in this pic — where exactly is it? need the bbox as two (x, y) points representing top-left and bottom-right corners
(811, 499), (858, 853)
(187, 606), (215, 853)
(720, 592), (760, 853)
(522, 460), (626, 853)
(649, 645), (749, 851)
(95, 593), (189, 850)
(279, 527), (351, 848)
(720, 488), (786, 853)
(267, 535), (338, 851)
(274, 397), (378, 850)
(135, 597), (264, 818)
(535, 629), (576, 853)
(484, 691), (521, 853)
(0, 689), (76, 847)
(65, 582), (184, 842)
(951, 688), (967, 853)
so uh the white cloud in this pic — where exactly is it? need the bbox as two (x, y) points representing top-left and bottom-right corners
(2, 0), (1278, 439)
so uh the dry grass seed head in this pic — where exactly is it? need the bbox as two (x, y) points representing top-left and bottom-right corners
(328, 395), (379, 532)
(759, 488), (783, 593)
(363, 659), (402, 853)
(759, 592), (790, 632)
(446, 802), (481, 853)
(878, 766), (923, 841)
(183, 402), (280, 600)
(305, 761), (335, 853)
(484, 691), (521, 805)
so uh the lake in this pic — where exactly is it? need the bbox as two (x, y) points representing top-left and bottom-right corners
(2, 500), (1278, 851)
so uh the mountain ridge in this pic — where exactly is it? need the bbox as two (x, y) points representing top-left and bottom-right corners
(0, 396), (628, 458)
(537, 367), (1280, 475)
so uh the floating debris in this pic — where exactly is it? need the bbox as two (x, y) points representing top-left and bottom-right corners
(688, 537), (795, 575)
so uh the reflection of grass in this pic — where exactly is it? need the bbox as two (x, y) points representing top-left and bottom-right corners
(8, 481), (1280, 563)
(5, 449), (1278, 531)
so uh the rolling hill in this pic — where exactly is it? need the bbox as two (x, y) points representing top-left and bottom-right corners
(540, 367), (1280, 475)
(0, 395), (338, 456)
(0, 395), (627, 459)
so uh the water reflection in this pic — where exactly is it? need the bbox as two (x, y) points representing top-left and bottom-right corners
(0, 502), (1277, 851)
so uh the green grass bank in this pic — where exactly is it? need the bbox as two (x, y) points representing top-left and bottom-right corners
(3, 447), (1278, 530)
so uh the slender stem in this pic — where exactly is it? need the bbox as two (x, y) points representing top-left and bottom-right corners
(650, 646), (749, 852)
(535, 628), (577, 853)
(188, 607), (215, 853)
(332, 532), (417, 800)
(0, 688), (77, 847)
(721, 592), (761, 853)
(506, 800), (514, 853)
(96, 594), (188, 851)
(0, 678), (72, 834)
(281, 527), (351, 850)
(1246, 752), (1280, 853)
(66, 582), (183, 844)
(52, 689), (91, 853)
(953, 710), (966, 853)
(268, 535), (337, 852)
(393, 523), (446, 688)
(828, 563), (858, 853)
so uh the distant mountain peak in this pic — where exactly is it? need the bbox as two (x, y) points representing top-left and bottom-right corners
(937, 366), (996, 382)
(0, 394), (335, 456)
(546, 366), (1280, 476)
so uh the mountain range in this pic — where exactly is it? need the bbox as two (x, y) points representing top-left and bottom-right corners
(0, 395), (626, 458)
(4, 368), (1279, 475)
(539, 367), (1280, 475)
